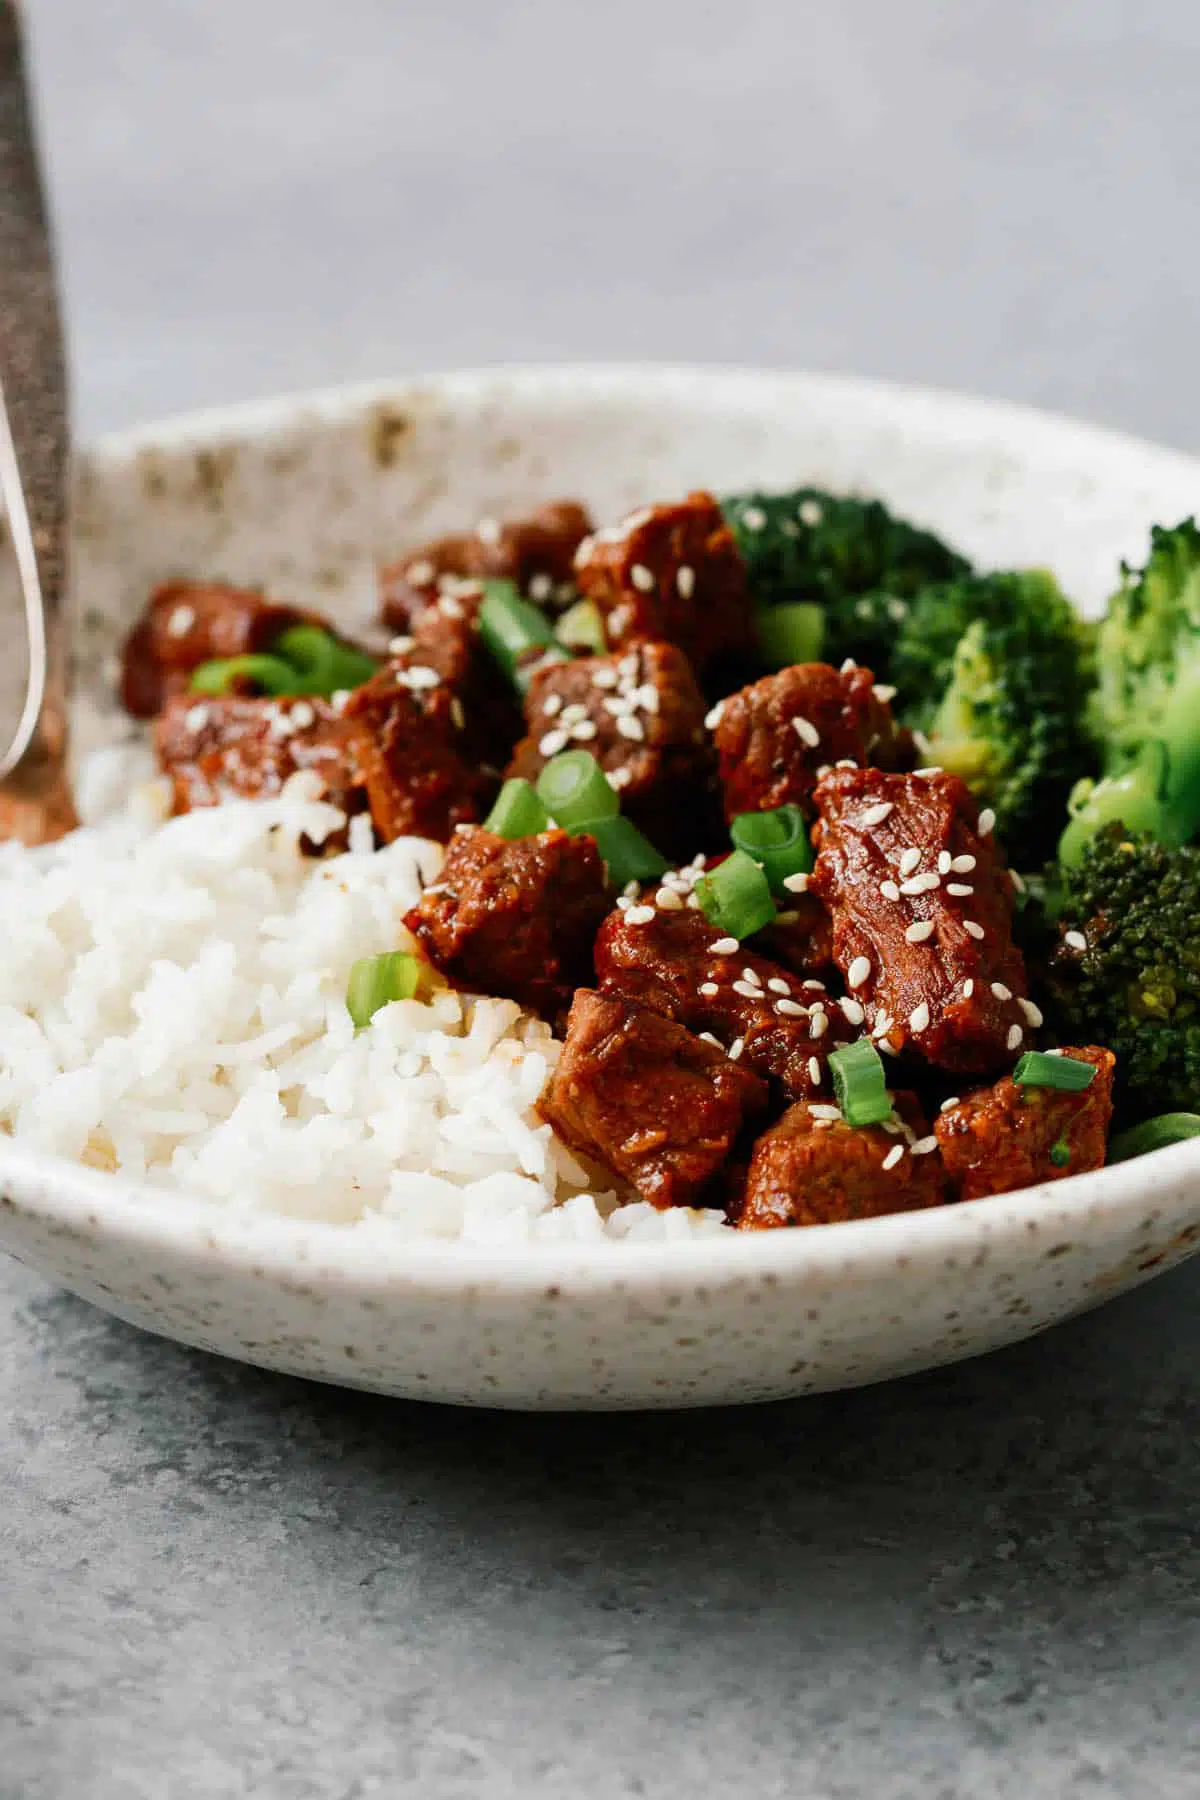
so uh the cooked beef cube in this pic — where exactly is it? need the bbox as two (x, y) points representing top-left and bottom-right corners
(712, 661), (910, 822)
(935, 1047), (1115, 1201)
(751, 893), (837, 982)
(811, 767), (1030, 1075)
(507, 639), (718, 857)
(339, 660), (492, 842)
(393, 595), (522, 771)
(573, 491), (753, 673)
(539, 989), (768, 1208)
(404, 827), (611, 1019)
(733, 1092), (946, 1229)
(121, 582), (321, 719)
(594, 903), (853, 1101)
(154, 692), (365, 821)
(379, 499), (593, 630)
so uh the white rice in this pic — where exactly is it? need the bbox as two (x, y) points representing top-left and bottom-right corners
(0, 755), (726, 1244)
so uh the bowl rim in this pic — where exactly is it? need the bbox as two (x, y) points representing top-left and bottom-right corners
(7, 359), (1200, 1295)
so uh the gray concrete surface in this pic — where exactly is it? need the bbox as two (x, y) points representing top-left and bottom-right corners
(5, 2), (1200, 1794)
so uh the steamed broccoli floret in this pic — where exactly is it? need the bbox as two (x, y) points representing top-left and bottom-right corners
(888, 570), (1097, 860)
(1046, 827), (1200, 1124)
(721, 488), (970, 671)
(1061, 520), (1200, 863)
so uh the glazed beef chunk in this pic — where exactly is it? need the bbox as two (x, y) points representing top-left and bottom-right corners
(595, 903), (852, 1101)
(404, 826), (611, 1020)
(733, 1092), (946, 1229)
(935, 1047), (1114, 1201)
(337, 659), (492, 840)
(538, 989), (768, 1209)
(811, 767), (1031, 1074)
(121, 582), (320, 719)
(507, 639), (718, 857)
(390, 593), (522, 771)
(713, 660), (910, 822)
(573, 491), (754, 674)
(380, 499), (593, 631)
(751, 894), (836, 983)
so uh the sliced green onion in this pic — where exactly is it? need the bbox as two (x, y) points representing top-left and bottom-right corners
(577, 815), (668, 887)
(1049, 1139), (1072, 1168)
(274, 623), (377, 694)
(755, 602), (824, 668)
(190, 653), (301, 696)
(555, 598), (607, 654)
(479, 579), (564, 690)
(1108, 1113), (1200, 1164)
(828, 1039), (892, 1127)
(730, 805), (813, 894)
(346, 951), (421, 1028)
(1012, 1051), (1097, 1093)
(484, 778), (551, 839)
(536, 751), (619, 829)
(694, 850), (776, 940)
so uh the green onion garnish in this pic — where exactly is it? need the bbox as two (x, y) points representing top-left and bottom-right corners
(730, 805), (813, 895)
(478, 579), (567, 690)
(274, 624), (377, 695)
(555, 598), (607, 654)
(577, 815), (668, 887)
(1012, 1051), (1097, 1093)
(536, 750), (619, 830)
(1049, 1140), (1072, 1168)
(190, 653), (301, 697)
(346, 951), (422, 1028)
(755, 602), (824, 669)
(1108, 1112), (1200, 1164)
(828, 1039), (892, 1127)
(484, 778), (551, 839)
(694, 850), (776, 940)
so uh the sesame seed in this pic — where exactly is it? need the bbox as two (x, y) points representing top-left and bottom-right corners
(711, 937), (738, 955)
(905, 920), (935, 943)
(861, 802), (894, 826)
(940, 1096), (960, 1113)
(740, 967), (763, 987)
(964, 921), (985, 941)
(946, 883), (974, 897)
(290, 701), (315, 730)
(782, 872), (809, 894)
(656, 888), (684, 910)
(704, 701), (726, 730)
(1007, 1024), (1024, 1051)
(609, 766), (632, 790)
(847, 956), (872, 989)
(1020, 998), (1044, 1027)
(399, 664), (442, 691)
(405, 559), (435, 586)
(776, 998), (807, 1018)
(676, 565), (696, 598)
(775, 910), (800, 925)
(1045, 1047), (1065, 1057)
(630, 563), (655, 592)
(839, 997), (865, 1026)
(1064, 930), (1087, 952)
(791, 715), (821, 748)
(991, 982), (1012, 1001)
(809, 1012), (829, 1039)
(476, 517), (502, 545)
(879, 880), (901, 902)
(616, 715), (646, 742)
(836, 758), (858, 769)
(626, 905), (657, 925)
(184, 703), (209, 733)
(1010, 869), (1027, 894)
(810, 1104), (842, 1121)
(623, 880), (642, 897)
(878, 1038), (899, 1056)
(951, 855), (976, 873)
(899, 847), (922, 877)
(615, 895), (633, 911)
(899, 877), (927, 897)
(798, 498), (823, 526)
(912, 1136), (939, 1156)
(538, 728), (569, 757)
(808, 1057), (822, 1086)
(767, 977), (791, 995)
(728, 1037), (745, 1060)
(962, 979), (975, 998)
(560, 702), (588, 725)
(528, 572), (553, 602)
(913, 765), (944, 778)
(909, 1002), (931, 1032)
(741, 505), (767, 530)
(882, 1144), (906, 1171)
(591, 666), (618, 689)
(388, 635), (415, 654)
(872, 1013), (894, 1039)
(570, 721), (598, 742)
(802, 980), (826, 990)
(732, 980), (763, 999)
(840, 658), (858, 675)
(439, 595), (465, 620)
(698, 1031), (722, 1047)
(633, 683), (660, 714)
(873, 684), (897, 703)
(450, 697), (465, 730)
(937, 851), (952, 875)
(978, 808), (996, 835)
(699, 981), (720, 997)
(167, 603), (196, 638)
(686, 892), (701, 908)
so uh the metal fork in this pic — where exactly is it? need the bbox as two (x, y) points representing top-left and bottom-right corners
(0, 0), (75, 844)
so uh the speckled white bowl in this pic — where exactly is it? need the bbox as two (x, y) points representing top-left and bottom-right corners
(2, 365), (1200, 1409)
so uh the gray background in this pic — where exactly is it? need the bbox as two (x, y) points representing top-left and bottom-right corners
(5, 3), (1200, 1796)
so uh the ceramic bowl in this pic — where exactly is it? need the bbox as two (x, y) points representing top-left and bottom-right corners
(2, 364), (1199, 1410)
